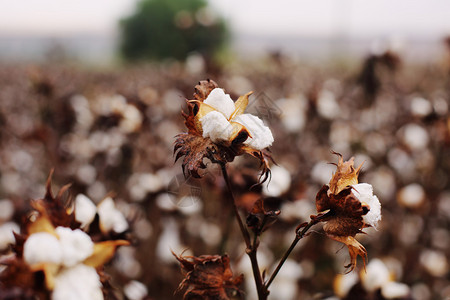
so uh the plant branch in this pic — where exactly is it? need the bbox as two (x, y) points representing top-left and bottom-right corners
(265, 215), (323, 289)
(220, 164), (268, 300)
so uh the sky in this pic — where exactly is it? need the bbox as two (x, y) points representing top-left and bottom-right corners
(0, 0), (449, 39)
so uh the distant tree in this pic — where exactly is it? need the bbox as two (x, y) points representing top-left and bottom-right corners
(119, 0), (229, 61)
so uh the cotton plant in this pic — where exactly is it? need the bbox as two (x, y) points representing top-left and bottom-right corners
(172, 80), (382, 300)
(0, 173), (129, 299)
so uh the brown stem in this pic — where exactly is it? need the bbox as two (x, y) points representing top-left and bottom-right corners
(220, 164), (268, 300)
(265, 218), (320, 289)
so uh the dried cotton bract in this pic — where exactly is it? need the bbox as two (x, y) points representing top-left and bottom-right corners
(315, 153), (382, 272)
(174, 80), (274, 181)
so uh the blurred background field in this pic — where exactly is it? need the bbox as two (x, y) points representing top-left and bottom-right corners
(0, 1), (449, 299)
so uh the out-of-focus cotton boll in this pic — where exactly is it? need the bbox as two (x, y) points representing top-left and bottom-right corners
(55, 227), (94, 267)
(400, 123), (429, 151)
(269, 259), (303, 300)
(381, 282), (410, 299)
(185, 52), (205, 75)
(199, 222), (221, 246)
(1, 172), (22, 195)
(133, 218), (153, 240)
(311, 161), (336, 185)
(70, 95), (94, 132)
(364, 132), (388, 157)
(361, 259), (392, 292)
(124, 280), (148, 300)
(334, 272), (359, 298)
(156, 193), (177, 212)
(114, 247), (142, 278)
(74, 194), (97, 228)
(52, 264), (103, 300)
(87, 181), (107, 203)
(0, 199), (14, 221)
(224, 75), (253, 96)
(420, 249), (448, 277)
(411, 283), (431, 300)
(119, 104), (143, 133)
(317, 90), (340, 120)
(262, 165), (291, 197)
(76, 164), (97, 185)
(433, 97), (448, 116)
(178, 196), (203, 215)
(280, 199), (315, 222)
(410, 97), (433, 117)
(162, 89), (185, 115)
(397, 183), (425, 209)
(23, 232), (63, 265)
(329, 121), (357, 153)
(156, 218), (190, 263)
(0, 222), (19, 250)
(278, 96), (307, 133)
(365, 167), (396, 201)
(10, 150), (33, 172)
(97, 197), (129, 233)
(138, 173), (164, 193)
(387, 148), (416, 180)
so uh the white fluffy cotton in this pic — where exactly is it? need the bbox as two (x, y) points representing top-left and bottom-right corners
(203, 88), (236, 119)
(234, 114), (274, 150)
(0, 222), (19, 250)
(55, 227), (94, 267)
(361, 259), (391, 292)
(351, 183), (381, 228)
(381, 282), (410, 299)
(262, 165), (291, 197)
(199, 88), (274, 150)
(24, 232), (63, 265)
(74, 194), (97, 228)
(200, 111), (234, 143)
(52, 264), (103, 300)
(97, 197), (129, 233)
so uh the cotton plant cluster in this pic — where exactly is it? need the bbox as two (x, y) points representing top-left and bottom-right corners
(0, 174), (130, 300)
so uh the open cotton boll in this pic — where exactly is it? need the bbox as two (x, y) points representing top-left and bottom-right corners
(351, 183), (381, 228)
(234, 114), (274, 150)
(55, 227), (94, 267)
(97, 197), (129, 233)
(200, 111), (234, 143)
(75, 194), (97, 228)
(203, 88), (236, 119)
(52, 264), (103, 300)
(24, 232), (63, 265)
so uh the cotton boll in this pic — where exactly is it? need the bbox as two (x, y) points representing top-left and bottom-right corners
(124, 280), (148, 300)
(97, 197), (129, 233)
(200, 111), (234, 143)
(269, 260), (303, 300)
(0, 199), (14, 221)
(0, 222), (20, 250)
(56, 227), (94, 267)
(311, 161), (336, 185)
(317, 90), (340, 120)
(138, 173), (164, 193)
(24, 232), (63, 265)
(400, 123), (429, 151)
(334, 272), (359, 298)
(397, 183), (425, 209)
(381, 282), (410, 299)
(420, 249), (448, 277)
(76, 164), (97, 185)
(279, 199), (315, 222)
(351, 183), (381, 228)
(410, 97), (433, 117)
(203, 88), (236, 119)
(74, 194), (97, 228)
(234, 114), (274, 150)
(361, 259), (392, 292)
(278, 97), (307, 133)
(157, 218), (189, 263)
(52, 264), (103, 300)
(262, 165), (291, 197)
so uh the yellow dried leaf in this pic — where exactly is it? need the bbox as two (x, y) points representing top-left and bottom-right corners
(29, 262), (60, 290)
(329, 235), (367, 273)
(230, 91), (252, 119)
(28, 214), (57, 237)
(84, 240), (130, 268)
(329, 153), (363, 195)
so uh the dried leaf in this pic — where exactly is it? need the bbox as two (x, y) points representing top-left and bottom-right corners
(173, 253), (243, 300)
(230, 91), (252, 119)
(328, 235), (367, 273)
(194, 79), (219, 101)
(27, 214), (57, 237)
(84, 240), (130, 268)
(328, 152), (363, 195)
(246, 199), (280, 233)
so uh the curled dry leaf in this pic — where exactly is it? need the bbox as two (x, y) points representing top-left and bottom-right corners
(246, 199), (280, 234)
(315, 154), (370, 272)
(173, 253), (243, 300)
(174, 80), (273, 182)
